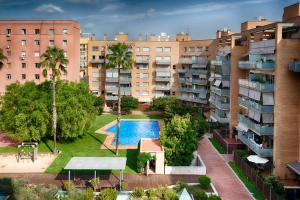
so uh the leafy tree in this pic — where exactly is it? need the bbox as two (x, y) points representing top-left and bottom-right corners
(160, 114), (198, 166)
(121, 96), (138, 113)
(105, 43), (133, 155)
(94, 96), (105, 115)
(150, 96), (177, 111)
(137, 152), (153, 172)
(194, 190), (208, 200)
(207, 195), (222, 200)
(39, 46), (68, 154)
(97, 188), (118, 200)
(198, 176), (211, 189)
(0, 48), (7, 69)
(264, 175), (285, 195)
(131, 187), (145, 198)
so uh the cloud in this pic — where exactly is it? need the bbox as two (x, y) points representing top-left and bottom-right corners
(147, 8), (156, 17)
(35, 4), (64, 13)
(101, 2), (125, 11)
(84, 22), (95, 29)
(65, 0), (98, 4)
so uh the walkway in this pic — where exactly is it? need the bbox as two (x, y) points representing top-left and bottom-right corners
(198, 135), (253, 200)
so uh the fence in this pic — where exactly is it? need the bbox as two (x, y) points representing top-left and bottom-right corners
(213, 131), (245, 154)
(233, 152), (284, 200)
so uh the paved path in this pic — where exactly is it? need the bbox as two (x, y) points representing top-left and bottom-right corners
(198, 136), (253, 200)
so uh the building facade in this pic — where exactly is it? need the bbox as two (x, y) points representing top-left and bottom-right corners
(0, 20), (80, 94)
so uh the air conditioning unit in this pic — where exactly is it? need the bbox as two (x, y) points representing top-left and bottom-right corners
(6, 34), (10, 37)
(6, 45), (10, 49)
(20, 56), (26, 60)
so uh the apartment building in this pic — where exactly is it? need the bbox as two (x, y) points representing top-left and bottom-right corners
(85, 32), (214, 104)
(0, 20), (80, 94)
(229, 3), (300, 181)
(80, 33), (91, 80)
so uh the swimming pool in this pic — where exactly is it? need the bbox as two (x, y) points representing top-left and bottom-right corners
(105, 120), (159, 145)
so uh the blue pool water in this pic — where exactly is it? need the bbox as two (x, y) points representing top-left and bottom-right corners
(105, 120), (159, 145)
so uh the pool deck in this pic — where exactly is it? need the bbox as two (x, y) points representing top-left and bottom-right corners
(96, 119), (164, 150)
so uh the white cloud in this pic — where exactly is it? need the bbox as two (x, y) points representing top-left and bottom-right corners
(35, 4), (64, 13)
(65, 0), (98, 4)
(84, 22), (95, 29)
(147, 8), (156, 17)
(101, 2), (125, 11)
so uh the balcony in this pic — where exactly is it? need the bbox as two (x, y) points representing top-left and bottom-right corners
(237, 131), (273, 157)
(192, 79), (207, 85)
(238, 61), (255, 70)
(179, 58), (193, 64)
(238, 79), (274, 92)
(105, 95), (118, 101)
(179, 96), (208, 104)
(209, 98), (229, 110)
(156, 85), (171, 91)
(156, 68), (171, 72)
(190, 69), (208, 75)
(120, 69), (131, 73)
(210, 86), (230, 96)
(106, 77), (118, 82)
(90, 58), (105, 63)
(136, 58), (149, 64)
(120, 77), (131, 83)
(238, 114), (273, 136)
(250, 39), (275, 55)
(211, 60), (230, 66)
(210, 112), (229, 124)
(155, 77), (171, 82)
(238, 97), (273, 113)
(255, 61), (275, 70)
(156, 60), (171, 65)
(178, 69), (187, 73)
(289, 61), (300, 72)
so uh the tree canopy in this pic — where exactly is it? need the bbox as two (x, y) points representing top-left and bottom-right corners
(0, 81), (97, 142)
(121, 96), (138, 113)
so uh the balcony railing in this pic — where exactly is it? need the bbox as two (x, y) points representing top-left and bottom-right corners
(238, 131), (273, 157)
(155, 77), (171, 82)
(190, 69), (208, 75)
(211, 112), (229, 124)
(179, 58), (193, 64)
(255, 61), (275, 70)
(192, 79), (207, 85)
(155, 85), (171, 90)
(238, 79), (274, 92)
(238, 97), (273, 113)
(238, 61), (255, 70)
(156, 60), (171, 65)
(211, 60), (230, 66)
(238, 114), (273, 136)
(178, 69), (187, 73)
(289, 61), (300, 72)
(105, 95), (118, 101)
(90, 58), (106, 63)
(106, 77), (118, 82)
(135, 58), (149, 64)
(250, 39), (275, 55)
(210, 86), (230, 96)
(179, 96), (208, 104)
(209, 98), (229, 110)
(120, 69), (131, 73)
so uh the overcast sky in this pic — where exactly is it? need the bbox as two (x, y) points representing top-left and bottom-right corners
(0, 0), (298, 40)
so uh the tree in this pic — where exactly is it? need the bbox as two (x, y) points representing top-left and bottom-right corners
(0, 48), (7, 69)
(121, 96), (138, 113)
(160, 114), (198, 166)
(94, 96), (105, 115)
(39, 47), (68, 154)
(105, 43), (133, 155)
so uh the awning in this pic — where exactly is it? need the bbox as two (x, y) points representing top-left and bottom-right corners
(208, 77), (214, 82)
(236, 122), (249, 132)
(288, 161), (300, 176)
(247, 155), (269, 164)
(64, 157), (127, 170)
(214, 80), (222, 87)
(210, 115), (217, 122)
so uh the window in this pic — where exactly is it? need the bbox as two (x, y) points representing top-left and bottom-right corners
(63, 40), (67, 46)
(49, 40), (54, 46)
(92, 46), (99, 51)
(143, 47), (150, 52)
(7, 51), (11, 57)
(22, 63), (26, 68)
(21, 40), (26, 46)
(35, 29), (40, 35)
(156, 47), (163, 52)
(188, 47), (195, 52)
(196, 47), (202, 52)
(137, 90), (149, 96)
(184, 47), (187, 52)
(6, 40), (11, 48)
(6, 74), (11, 80)
(164, 47), (171, 52)
(21, 74), (26, 80)
(136, 64), (148, 70)
(21, 29), (26, 35)
(64, 52), (67, 58)
(35, 74), (40, 80)
(49, 29), (54, 35)
(63, 29), (68, 35)
(135, 47), (140, 52)
(137, 73), (149, 78)
(92, 81), (102, 86)
(35, 63), (40, 68)
(21, 52), (26, 59)
(6, 29), (11, 36)
(92, 72), (100, 78)
(34, 40), (40, 46)
(137, 82), (149, 87)
(173, 65), (176, 69)
(34, 52), (40, 57)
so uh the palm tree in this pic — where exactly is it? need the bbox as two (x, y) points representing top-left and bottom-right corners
(39, 47), (68, 154)
(106, 43), (133, 155)
(0, 48), (7, 69)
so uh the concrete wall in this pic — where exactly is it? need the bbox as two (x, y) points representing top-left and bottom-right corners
(155, 151), (165, 174)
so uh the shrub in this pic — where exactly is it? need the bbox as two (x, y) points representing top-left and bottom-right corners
(150, 96), (177, 111)
(137, 152), (153, 173)
(84, 187), (94, 200)
(90, 177), (100, 191)
(94, 96), (105, 115)
(194, 190), (208, 200)
(131, 187), (145, 198)
(235, 149), (249, 161)
(264, 176), (285, 195)
(146, 188), (161, 199)
(198, 176), (211, 190)
(97, 188), (118, 200)
(207, 195), (222, 200)
(63, 180), (75, 191)
(174, 181), (188, 192)
(121, 96), (139, 113)
(121, 180), (128, 191)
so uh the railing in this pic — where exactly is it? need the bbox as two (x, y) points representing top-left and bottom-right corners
(156, 68), (171, 72)
(90, 58), (105, 63)
(238, 114), (273, 136)
(238, 97), (274, 113)
(238, 61), (256, 70)
(289, 61), (300, 72)
(155, 85), (171, 90)
(179, 96), (208, 104)
(238, 79), (274, 92)
(179, 58), (193, 64)
(178, 69), (187, 73)
(250, 39), (275, 55)
(237, 131), (273, 157)
(105, 95), (118, 101)
(211, 112), (229, 124)
(156, 60), (171, 65)
(106, 77), (118, 82)
(192, 79), (208, 85)
(190, 69), (208, 75)
(255, 62), (275, 70)
(209, 98), (230, 110)
(211, 60), (230, 66)
(135, 58), (149, 64)
(210, 86), (230, 96)
(155, 77), (171, 82)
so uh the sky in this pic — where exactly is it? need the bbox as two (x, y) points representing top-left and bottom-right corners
(0, 0), (299, 40)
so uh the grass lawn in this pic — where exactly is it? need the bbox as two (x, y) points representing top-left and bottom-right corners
(0, 114), (163, 174)
(228, 161), (265, 200)
(208, 137), (226, 154)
